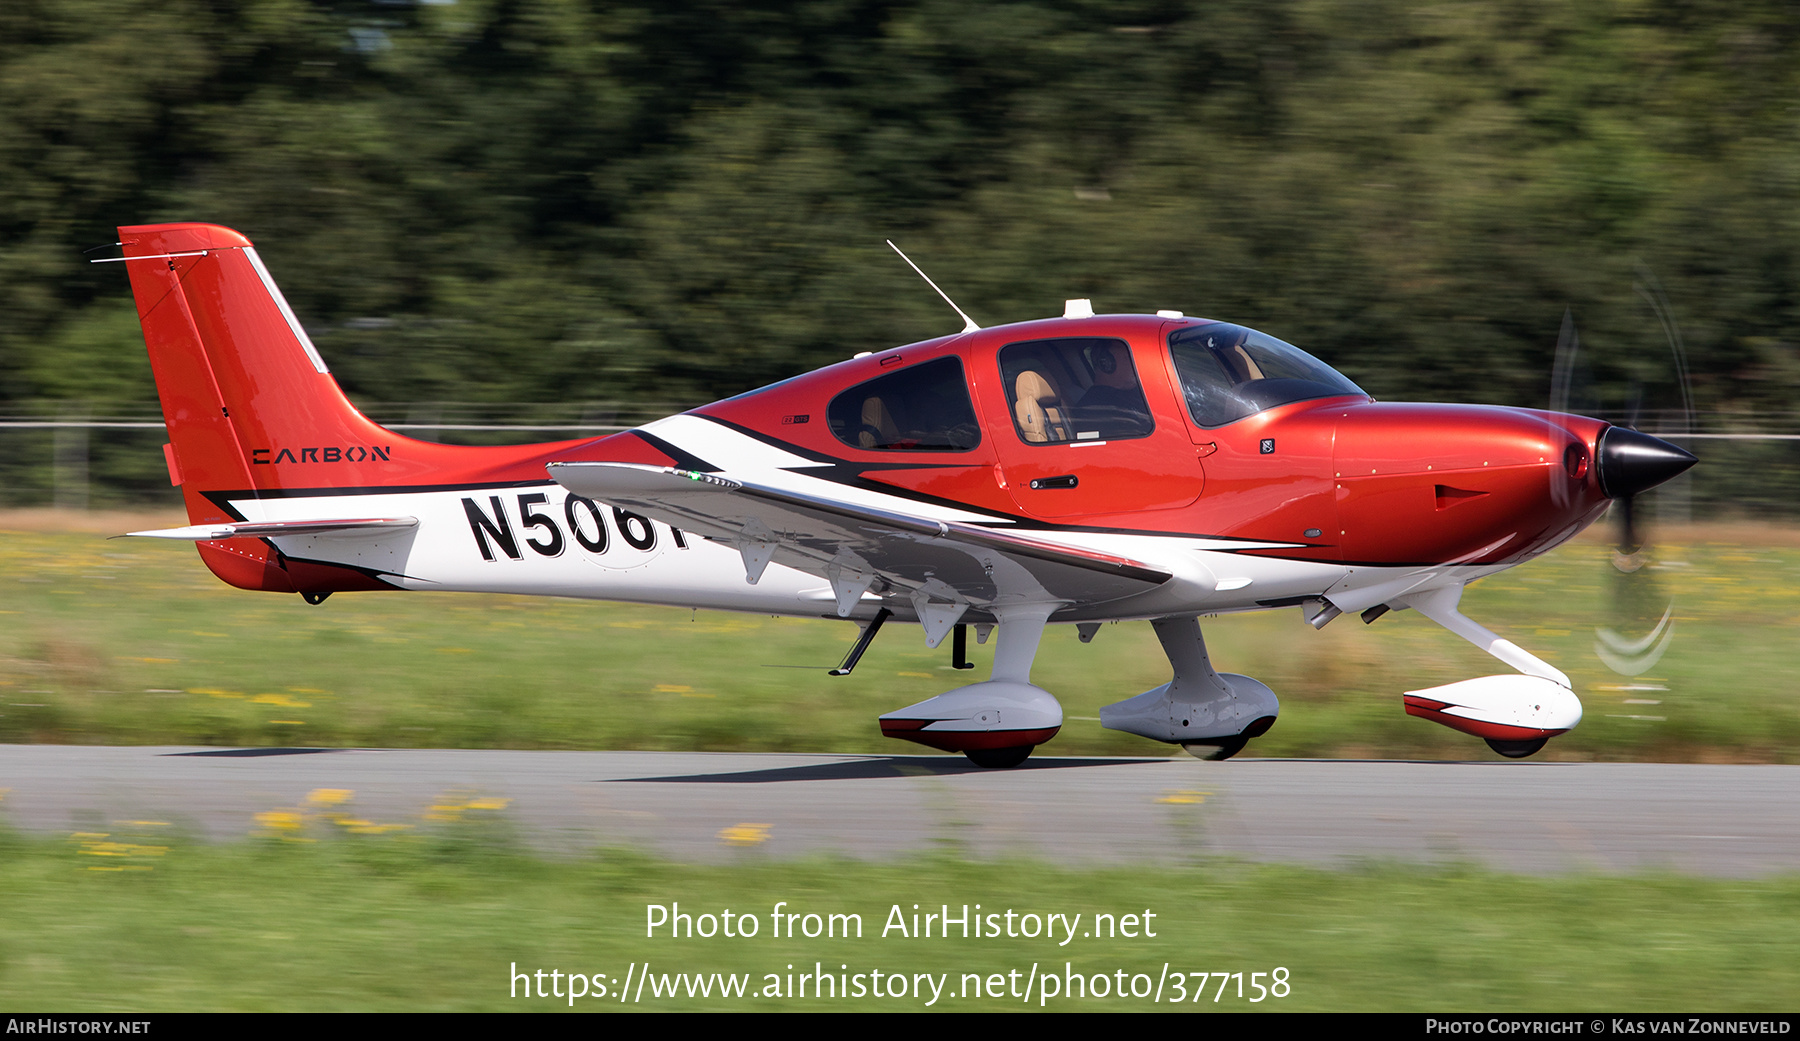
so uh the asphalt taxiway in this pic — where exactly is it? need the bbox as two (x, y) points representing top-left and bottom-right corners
(1, 746), (1794, 876)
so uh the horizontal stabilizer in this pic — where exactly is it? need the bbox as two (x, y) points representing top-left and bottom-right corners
(122, 517), (419, 541)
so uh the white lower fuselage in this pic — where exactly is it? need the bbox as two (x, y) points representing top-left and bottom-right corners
(241, 476), (1510, 630)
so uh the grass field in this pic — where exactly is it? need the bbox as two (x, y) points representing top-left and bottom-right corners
(0, 821), (1796, 1011)
(2, 511), (1796, 761)
(3, 512), (1798, 1012)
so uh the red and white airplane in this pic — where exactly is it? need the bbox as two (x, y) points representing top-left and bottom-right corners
(108, 222), (1696, 766)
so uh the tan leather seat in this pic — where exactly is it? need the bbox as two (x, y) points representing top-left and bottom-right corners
(859, 397), (899, 449)
(1014, 370), (1069, 443)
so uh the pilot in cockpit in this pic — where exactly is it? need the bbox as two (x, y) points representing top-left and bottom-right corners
(1073, 343), (1153, 439)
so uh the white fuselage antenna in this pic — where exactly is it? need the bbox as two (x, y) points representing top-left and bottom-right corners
(886, 240), (979, 334)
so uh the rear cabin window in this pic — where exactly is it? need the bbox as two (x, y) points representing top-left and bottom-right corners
(998, 337), (1155, 444)
(827, 356), (981, 452)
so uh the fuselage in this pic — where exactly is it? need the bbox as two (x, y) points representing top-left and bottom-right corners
(227, 312), (1616, 627)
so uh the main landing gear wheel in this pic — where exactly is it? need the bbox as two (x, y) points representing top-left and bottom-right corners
(1179, 715), (1274, 761)
(964, 746), (1033, 769)
(1485, 737), (1549, 759)
(1181, 737), (1247, 761)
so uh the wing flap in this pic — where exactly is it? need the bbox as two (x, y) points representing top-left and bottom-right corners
(547, 461), (1169, 608)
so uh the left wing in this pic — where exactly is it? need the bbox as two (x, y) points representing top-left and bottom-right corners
(546, 462), (1169, 630)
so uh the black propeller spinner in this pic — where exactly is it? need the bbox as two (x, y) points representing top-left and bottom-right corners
(1596, 426), (1698, 555)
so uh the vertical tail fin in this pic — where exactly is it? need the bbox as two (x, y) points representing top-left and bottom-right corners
(116, 222), (594, 592)
(119, 223), (409, 514)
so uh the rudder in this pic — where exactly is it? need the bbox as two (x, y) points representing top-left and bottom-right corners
(119, 223), (412, 511)
(116, 223), (591, 594)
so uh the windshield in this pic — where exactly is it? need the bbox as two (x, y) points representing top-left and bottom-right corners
(1168, 323), (1365, 428)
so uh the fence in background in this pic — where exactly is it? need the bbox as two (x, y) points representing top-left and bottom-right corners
(0, 401), (692, 511)
(1, 401), (1795, 520)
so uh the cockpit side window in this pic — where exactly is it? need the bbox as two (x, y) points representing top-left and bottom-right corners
(998, 337), (1155, 445)
(1169, 323), (1365, 428)
(827, 356), (981, 452)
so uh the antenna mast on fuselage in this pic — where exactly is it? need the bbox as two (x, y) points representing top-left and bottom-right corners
(886, 240), (979, 334)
